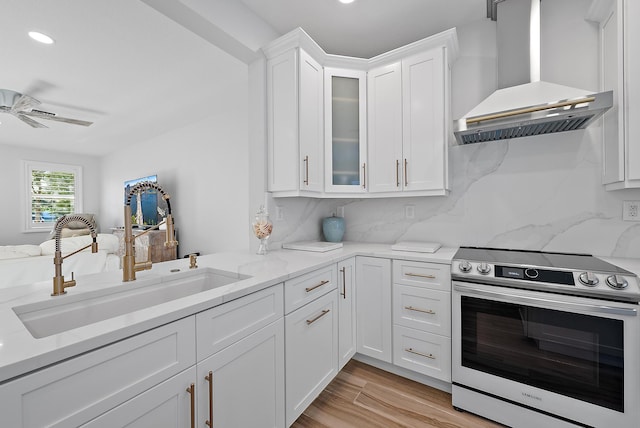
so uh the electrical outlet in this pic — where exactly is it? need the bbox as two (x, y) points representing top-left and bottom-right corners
(275, 206), (284, 221)
(405, 205), (415, 219)
(623, 201), (640, 221)
(337, 206), (345, 218)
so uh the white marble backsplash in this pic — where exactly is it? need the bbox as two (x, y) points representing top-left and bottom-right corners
(267, 127), (640, 259)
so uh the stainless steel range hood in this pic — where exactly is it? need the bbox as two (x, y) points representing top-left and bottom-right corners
(454, 0), (612, 145)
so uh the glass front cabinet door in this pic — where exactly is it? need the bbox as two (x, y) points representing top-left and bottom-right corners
(324, 68), (367, 193)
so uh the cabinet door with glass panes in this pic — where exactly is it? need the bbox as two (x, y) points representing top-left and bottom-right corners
(324, 68), (367, 193)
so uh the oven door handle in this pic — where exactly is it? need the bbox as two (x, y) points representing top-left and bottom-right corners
(454, 283), (638, 317)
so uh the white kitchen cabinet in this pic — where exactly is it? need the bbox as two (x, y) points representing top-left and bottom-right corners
(367, 62), (403, 193)
(266, 47), (324, 195)
(368, 47), (449, 195)
(264, 27), (458, 199)
(197, 319), (285, 428)
(337, 257), (357, 369)
(392, 259), (451, 382)
(195, 284), (285, 428)
(324, 68), (368, 193)
(355, 256), (392, 363)
(284, 263), (337, 314)
(401, 48), (448, 192)
(593, 0), (640, 189)
(393, 325), (451, 382)
(0, 317), (196, 428)
(80, 368), (196, 428)
(285, 289), (338, 426)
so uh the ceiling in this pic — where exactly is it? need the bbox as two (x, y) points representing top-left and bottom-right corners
(2, 0), (487, 157)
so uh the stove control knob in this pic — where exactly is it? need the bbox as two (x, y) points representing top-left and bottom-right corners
(458, 260), (472, 273)
(477, 262), (491, 275)
(579, 272), (599, 287)
(525, 268), (539, 279)
(606, 275), (628, 290)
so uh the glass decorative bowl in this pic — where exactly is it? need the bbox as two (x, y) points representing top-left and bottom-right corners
(252, 205), (273, 255)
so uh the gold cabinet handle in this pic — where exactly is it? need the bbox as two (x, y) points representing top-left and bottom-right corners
(404, 158), (408, 187)
(303, 155), (309, 185)
(362, 163), (366, 189)
(186, 383), (195, 428)
(205, 371), (213, 427)
(406, 348), (435, 359)
(340, 267), (346, 299)
(396, 159), (400, 187)
(305, 280), (329, 292)
(306, 309), (330, 325)
(405, 272), (436, 279)
(404, 305), (435, 315)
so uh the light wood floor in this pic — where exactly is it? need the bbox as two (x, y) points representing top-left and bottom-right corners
(292, 360), (504, 428)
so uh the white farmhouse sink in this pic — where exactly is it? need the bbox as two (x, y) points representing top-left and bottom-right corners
(13, 268), (250, 339)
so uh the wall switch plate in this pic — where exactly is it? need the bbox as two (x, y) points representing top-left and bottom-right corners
(623, 201), (640, 221)
(405, 205), (415, 219)
(275, 206), (284, 221)
(336, 206), (345, 218)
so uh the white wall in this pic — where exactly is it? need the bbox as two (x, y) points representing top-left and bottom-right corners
(0, 144), (102, 245)
(100, 67), (250, 257)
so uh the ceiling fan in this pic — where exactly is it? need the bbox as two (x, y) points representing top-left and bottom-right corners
(0, 89), (93, 128)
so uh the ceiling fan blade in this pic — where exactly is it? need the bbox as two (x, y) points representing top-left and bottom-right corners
(22, 110), (93, 127)
(15, 113), (48, 128)
(12, 94), (41, 112)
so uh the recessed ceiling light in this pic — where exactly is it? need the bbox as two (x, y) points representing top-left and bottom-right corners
(28, 31), (55, 45)
(339, 0), (355, 4)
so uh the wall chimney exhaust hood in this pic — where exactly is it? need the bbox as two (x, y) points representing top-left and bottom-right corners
(454, 0), (612, 145)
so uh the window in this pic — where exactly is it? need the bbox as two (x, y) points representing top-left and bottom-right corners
(23, 160), (83, 232)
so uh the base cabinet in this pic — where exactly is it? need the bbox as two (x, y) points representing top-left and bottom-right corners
(197, 319), (285, 428)
(80, 368), (196, 428)
(392, 260), (452, 382)
(355, 256), (392, 363)
(0, 317), (196, 428)
(285, 290), (338, 426)
(337, 257), (357, 369)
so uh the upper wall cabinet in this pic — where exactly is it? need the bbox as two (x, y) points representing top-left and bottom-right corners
(591, 0), (640, 189)
(368, 48), (448, 195)
(266, 47), (324, 196)
(324, 68), (368, 194)
(263, 28), (458, 198)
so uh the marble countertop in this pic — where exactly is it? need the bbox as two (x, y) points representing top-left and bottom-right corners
(0, 242), (457, 383)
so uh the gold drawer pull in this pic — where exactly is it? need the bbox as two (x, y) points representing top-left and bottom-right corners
(405, 272), (436, 279)
(205, 371), (213, 427)
(404, 305), (435, 315)
(186, 383), (195, 428)
(306, 309), (330, 325)
(406, 348), (435, 359)
(305, 280), (329, 292)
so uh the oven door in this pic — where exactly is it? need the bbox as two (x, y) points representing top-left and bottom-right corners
(452, 280), (640, 428)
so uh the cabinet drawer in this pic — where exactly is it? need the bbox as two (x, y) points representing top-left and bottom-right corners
(284, 265), (337, 314)
(0, 317), (196, 428)
(196, 284), (284, 361)
(393, 325), (451, 382)
(393, 260), (450, 290)
(393, 284), (450, 336)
